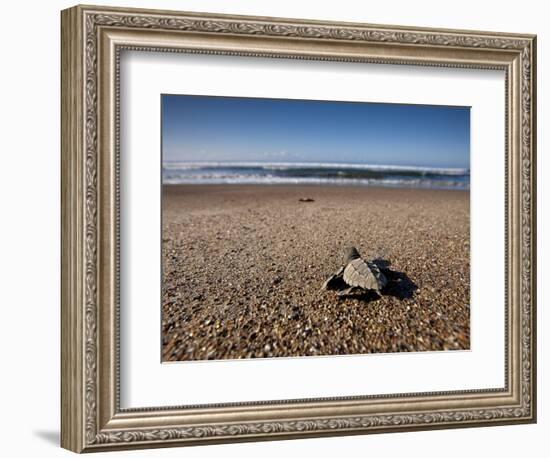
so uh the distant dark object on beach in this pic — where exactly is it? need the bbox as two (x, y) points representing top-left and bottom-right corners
(298, 197), (315, 202)
(323, 247), (418, 302)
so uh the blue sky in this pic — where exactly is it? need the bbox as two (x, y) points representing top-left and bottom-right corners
(162, 94), (470, 169)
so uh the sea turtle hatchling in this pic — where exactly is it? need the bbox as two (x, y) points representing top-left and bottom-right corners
(322, 247), (388, 297)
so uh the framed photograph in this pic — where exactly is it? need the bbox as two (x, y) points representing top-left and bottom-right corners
(61, 4), (537, 453)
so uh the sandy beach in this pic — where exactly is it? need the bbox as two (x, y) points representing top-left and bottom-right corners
(162, 184), (470, 361)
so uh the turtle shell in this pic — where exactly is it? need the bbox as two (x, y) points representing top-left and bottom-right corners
(343, 258), (387, 291)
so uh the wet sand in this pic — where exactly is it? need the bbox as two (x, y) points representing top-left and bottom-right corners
(162, 185), (470, 361)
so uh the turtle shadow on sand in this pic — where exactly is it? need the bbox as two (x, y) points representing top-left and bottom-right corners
(371, 259), (418, 300)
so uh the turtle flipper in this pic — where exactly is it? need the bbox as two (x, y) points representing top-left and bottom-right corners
(336, 286), (365, 297)
(321, 266), (345, 290)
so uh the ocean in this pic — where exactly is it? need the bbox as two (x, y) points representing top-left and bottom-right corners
(162, 161), (470, 190)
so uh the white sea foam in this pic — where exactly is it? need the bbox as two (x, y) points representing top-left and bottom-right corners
(161, 161), (469, 190)
(162, 161), (469, 176)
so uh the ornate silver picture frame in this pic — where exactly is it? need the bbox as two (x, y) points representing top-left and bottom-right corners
(61, 4), (536, 453)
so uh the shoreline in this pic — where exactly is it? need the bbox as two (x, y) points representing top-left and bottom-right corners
(163, 182), (470, 192)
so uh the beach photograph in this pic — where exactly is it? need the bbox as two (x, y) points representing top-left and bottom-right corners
(161, 95), (471, 362)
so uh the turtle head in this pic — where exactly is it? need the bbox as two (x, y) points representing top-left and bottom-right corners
(344, 246), (361, 264)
